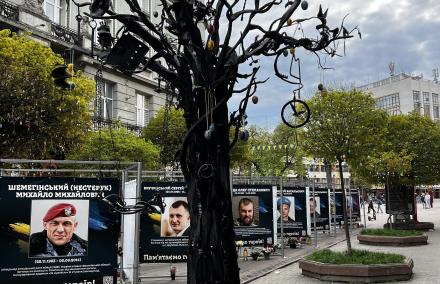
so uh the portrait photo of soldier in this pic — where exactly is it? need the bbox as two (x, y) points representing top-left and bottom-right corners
(309, 197), (321, 218)
(233, 196), (259, 227)
(29, 200), (89, 257)
(277, 197), (295, 223)
(161, 198), (190, 237)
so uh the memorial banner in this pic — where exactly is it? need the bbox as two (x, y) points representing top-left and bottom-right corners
(232, 184), (276, 247)
(140, 182), (189, 263)
(308, 188), (331, 230)
(347, 191), (361, 221)
(330, 191), (343, 223)
(0, 177), (119, 284)
(276, 186), (309, 237)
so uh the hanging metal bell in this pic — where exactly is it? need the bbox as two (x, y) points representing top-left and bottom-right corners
(240, 129), (249, 141)
(301, 1), (309, 10)
(207, 40), (215, 51)
(204, 129), (212, 140)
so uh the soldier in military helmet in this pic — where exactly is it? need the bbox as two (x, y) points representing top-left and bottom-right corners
(29, 203), (87, 257)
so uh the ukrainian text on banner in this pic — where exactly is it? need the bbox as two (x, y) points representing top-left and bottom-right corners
(232, 184), (275, 247)
(0, 177), (119, 284)
(276, 186), (309, 237)
(140, 182), (189, 263)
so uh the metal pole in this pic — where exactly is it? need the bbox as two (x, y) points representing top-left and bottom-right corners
(133, 162), (142, 284)
(387, 173), (392, 229)
(324, 160), (335, 236)
(280, 177), (284, 258)
(120, 171), (126, 284)
(333, 186), (336, 236)
(348, 178), (352, 231)
(362, 188), (367, 228)
(312, 179), (317, 248)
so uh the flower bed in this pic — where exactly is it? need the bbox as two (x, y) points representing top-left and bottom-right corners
(358, 228), (428, 246)
(299, 249), (413, 283)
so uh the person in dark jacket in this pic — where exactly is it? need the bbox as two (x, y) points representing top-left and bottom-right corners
(29, 203), (87, 257)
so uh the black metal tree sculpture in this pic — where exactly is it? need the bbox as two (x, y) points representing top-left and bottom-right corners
(86, 0), (358, 282)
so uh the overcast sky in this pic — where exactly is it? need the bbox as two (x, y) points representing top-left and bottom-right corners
(224, 0), (440, 130)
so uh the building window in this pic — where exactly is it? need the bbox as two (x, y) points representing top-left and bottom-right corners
(97, 81), (114, 119)
(44, 0), (62, 23)
(136, 93), (151, 127)
(375, 93), (400, 115)
(423, 91), (430, 118)
(433, 106), (439, 119)
(433, 93), (439, 120)
(413, 91), (421, 114)
(433, 93), (439, 105)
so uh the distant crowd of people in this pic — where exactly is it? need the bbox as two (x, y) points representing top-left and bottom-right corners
(363, 189), (436, 215)
(419, 190), (434, 209)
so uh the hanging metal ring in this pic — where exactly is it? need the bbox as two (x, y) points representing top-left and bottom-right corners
(198, 164), (214, 179)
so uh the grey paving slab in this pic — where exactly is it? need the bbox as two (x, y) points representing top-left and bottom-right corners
(135, 200), (439, 284)
(250, 200), (440, 284)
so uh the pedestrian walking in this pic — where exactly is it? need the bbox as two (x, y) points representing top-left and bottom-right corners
(377, 197), (383, 213)
(368, 197), (374, 214)
(425, 193), (431, 209)
(421, 193), (425, 209)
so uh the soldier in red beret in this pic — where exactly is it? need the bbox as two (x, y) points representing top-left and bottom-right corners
(29, 203), (87, 257)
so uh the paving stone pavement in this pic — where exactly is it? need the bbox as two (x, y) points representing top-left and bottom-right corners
(135, 199), (439, 284)
(250, 200), (440, 284)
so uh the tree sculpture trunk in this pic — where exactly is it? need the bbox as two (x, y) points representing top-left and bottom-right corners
(184, 92), (240, 283)
(338, 158), (352, 255)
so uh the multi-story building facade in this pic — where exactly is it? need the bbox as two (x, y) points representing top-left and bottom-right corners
(1, 0), (168, 132)
(303, 158), (351, 189)
(358, 72), (440, 121)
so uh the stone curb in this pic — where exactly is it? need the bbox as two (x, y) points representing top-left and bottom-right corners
(357, 234), (428, 246)
(298, 258), (413, 283)
(383, 222), (434, 231)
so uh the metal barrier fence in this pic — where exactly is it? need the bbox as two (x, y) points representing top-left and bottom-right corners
(0, 161), (360, 284)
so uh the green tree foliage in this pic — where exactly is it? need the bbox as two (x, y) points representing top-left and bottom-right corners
(303, 89), (387, 254)
(0, 30), (95, 159)
(143, 107), (252, 170)
(67, 126), (160, 170)
(304, 90), (387, 164)
(142, 107), (186, 167)
(247, 125), (306, 177)
(354, 113), (440, 187)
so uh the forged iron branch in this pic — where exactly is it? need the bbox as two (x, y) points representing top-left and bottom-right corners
(101, 193), (165, 215)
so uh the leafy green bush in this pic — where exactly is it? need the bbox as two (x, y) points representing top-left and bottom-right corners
(67, 126), (160, 170)
(360, 228), (422, 237)
(305, 249), (405, 265)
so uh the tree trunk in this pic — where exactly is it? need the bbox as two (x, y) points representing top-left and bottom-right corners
(185, 89), (240, 283)
(338, 159), (352, 255)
